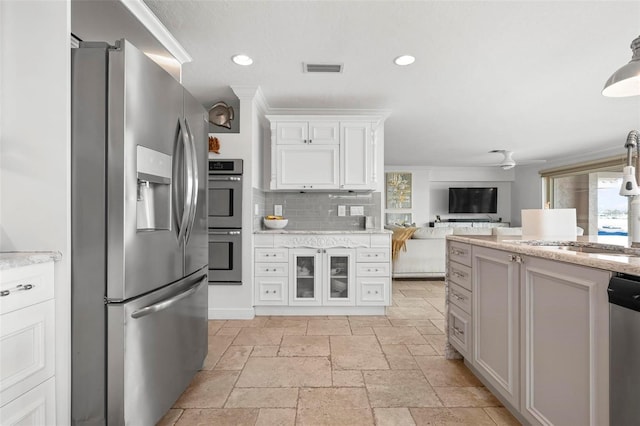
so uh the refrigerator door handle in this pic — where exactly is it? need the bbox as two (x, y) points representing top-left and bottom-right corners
(175, 117), (194, 246)
(130, 275), (206, 319)
(183, 117), (199, 245)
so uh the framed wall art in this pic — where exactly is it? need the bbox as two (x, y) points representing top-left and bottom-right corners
(386, 172), (412, 209)
(385, 213), (413, 226)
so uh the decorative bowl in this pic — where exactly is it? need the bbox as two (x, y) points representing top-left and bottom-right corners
(263, 218), (288, 229)
(332, 279), (347, 292)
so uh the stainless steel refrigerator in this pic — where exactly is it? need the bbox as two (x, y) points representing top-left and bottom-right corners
(71, 39), (208, 425)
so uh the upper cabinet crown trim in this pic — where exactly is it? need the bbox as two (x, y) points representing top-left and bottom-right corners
(266, 112), (389, 126)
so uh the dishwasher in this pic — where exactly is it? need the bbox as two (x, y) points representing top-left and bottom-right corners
(608, 273), (640, 426)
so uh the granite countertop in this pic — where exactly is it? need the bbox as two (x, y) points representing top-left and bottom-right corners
(447, 234), (640, 275)
(0, 251), (62, 270)
(255, 229), (392, 234)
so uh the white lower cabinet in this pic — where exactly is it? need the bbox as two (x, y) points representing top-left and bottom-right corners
(255, 277), (288, 305)
(0, 261), (56, 424)
(448, 303), (471, 357)
(520, 256), (610, 426)
(290, 248), (357, 306)
(0, 377), (56, 426)
(254, 233), (391, 311)
(472, 246), (520, 408)
(323, 249), (356, 306)
(290, 249), (323, 306)
(255, 248), (289, 305)
(452, 243), (611, 426)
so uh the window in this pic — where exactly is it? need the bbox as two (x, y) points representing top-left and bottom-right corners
(542, 156), (628, 236)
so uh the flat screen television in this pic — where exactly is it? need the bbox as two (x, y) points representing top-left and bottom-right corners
(448, 187), (498, 213)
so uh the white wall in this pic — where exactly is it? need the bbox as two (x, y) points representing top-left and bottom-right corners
(207, 86), (265, 319)
(383, 165), (514, 226)
(0, 1), (71, 424)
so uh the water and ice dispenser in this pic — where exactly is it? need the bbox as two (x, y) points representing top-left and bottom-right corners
(136, 145), (172, 231)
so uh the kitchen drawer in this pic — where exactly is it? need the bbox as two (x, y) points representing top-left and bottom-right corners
(356, 262), (390, 277)
(357, 278), (389, 305)
(448, 282), (472, 314)
(0, 299), (55, 406)
(0, 376), (56, 425)
(255, 277), (288, 305)
(449, 303), (471, 359)
(0, 262), (54, 315)
(448, 241), (471, 267)
(448, 262), (472, 291)
(255, 248), (288, 262)
(356, 248), (389, 263)
(255, 263), (288, 276)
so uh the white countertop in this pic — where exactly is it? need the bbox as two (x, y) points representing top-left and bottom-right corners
(0, 251), (62, 270)
(447, 235), (640, 275)
(255, 229), (392, 234)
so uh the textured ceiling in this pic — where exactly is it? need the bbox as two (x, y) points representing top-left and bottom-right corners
(88, 1), (640, 167)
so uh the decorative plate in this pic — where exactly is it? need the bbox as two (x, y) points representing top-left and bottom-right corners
(208, 102), (234, 129)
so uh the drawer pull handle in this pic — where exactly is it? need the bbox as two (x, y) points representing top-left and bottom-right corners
(451, 292), (466, 301)
(451, 248), (465, 256)
(0, 283), (35, 297)
(453, 326), (465, 336)
(452, 270), (466, 278)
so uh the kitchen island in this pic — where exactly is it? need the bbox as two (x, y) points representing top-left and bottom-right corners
(444, 234), (632, 426)
(254, 230), (391, 315)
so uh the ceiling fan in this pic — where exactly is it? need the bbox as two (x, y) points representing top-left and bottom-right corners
(489, 150), (546, 170)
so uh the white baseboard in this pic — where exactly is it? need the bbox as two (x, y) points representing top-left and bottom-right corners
(208, 307), (255, 320)
(254, 306), (386, 316)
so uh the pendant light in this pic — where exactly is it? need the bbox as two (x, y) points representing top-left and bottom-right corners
(603, 35), (640, 97)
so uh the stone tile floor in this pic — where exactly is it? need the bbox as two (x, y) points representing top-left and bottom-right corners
(158, 280), (521, 425)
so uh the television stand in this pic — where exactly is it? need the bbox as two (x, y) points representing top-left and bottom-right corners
(446, 218), (491, 223)
(431, 221), (510, 228)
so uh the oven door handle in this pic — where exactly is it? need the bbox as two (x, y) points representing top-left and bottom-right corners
(208, 176), (241, 181)
(209, 230), (241, 236)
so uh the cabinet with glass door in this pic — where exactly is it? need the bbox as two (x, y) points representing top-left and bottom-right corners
(290, 249), (322, 305)
(323, 249), (356, 305)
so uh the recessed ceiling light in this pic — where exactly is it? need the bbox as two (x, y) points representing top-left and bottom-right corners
(232, 54), (253, 66)
(394, 55), (415, 66)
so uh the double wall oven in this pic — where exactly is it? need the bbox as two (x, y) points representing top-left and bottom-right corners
(208, 159), (243, 285)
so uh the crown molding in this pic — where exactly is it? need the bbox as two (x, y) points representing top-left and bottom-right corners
(119, 0), (192, 64)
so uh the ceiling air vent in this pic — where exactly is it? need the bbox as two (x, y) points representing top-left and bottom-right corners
(303, 63), (343, 73)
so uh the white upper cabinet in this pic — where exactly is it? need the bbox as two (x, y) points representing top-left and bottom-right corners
(276, 121), (339, 145)
(266, 115), (383, 191)
(340, 122), (372, 190)
(276, 145), (340, 190)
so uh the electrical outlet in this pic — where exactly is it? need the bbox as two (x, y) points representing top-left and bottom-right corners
(274, 205), (283, 216)
(350, 206), (364, 216)
(254, 204), (259, 216)
(338, 205), (346, 216)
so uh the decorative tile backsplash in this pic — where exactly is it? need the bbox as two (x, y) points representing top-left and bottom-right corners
(252, 188), (381, 231)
